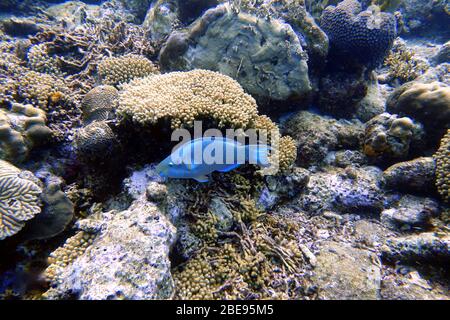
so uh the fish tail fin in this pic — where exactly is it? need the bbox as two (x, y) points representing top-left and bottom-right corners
(245, 144), (272, 167)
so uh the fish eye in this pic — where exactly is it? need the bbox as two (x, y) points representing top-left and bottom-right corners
(168, 162), (174, 167)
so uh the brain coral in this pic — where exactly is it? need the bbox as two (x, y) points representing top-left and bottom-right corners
(434, 130), (449, 203)
(81, 85), (119, 124)
(320, 0), (397, 68)
(0, 160), (42, 240)
(0, 103), (53, 164)
(118, 69), (259, 129)
(98, 54), (159, 86)
(74, 121), (117, 160)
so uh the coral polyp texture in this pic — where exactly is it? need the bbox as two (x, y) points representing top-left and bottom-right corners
(27, 43), (61, 75)
(118, 69), (259, 129)
(0, 160), (42, 240)
(98, 54), (159, 86)
(74, 121), (117, 159)
(434, 130), (449, 203)
(81, 85), (119, 124)
(320, 0), (397, 68)
(0, 103), (52, 164)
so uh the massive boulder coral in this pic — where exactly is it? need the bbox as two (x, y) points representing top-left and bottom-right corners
(0, 103), (52, 164)
(434, 130), (449, 204)
(98, 54), (159, 86)
(159, 3), (311, 103)
(0, 160), (42, 240)
(81, 85), (119, 124)
(363, 113), (424, 162)
(74, 121), (117, 161)
(44, 195), (177, 300)
(386, 81), (450, 145)
(320, 0), (397, 69)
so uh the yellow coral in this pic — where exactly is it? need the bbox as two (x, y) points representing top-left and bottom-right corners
(434, 130), (449, 203)
(98, 54), (159, 86)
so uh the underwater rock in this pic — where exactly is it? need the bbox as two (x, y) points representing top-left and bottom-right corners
(382, 232), (450, 263)
(81, 85), (119, 124)
(257, 167), (310, 210)
(44, 195), (176, 300)
(381, 269), (449, 300)
(298, 166), (384, 214)
(383, 157), (436, 193)
(44, 1), (102, 31)
(236, 0), (329, 71)
(416, 63), (450, 85)
(0, 103), (52, 164)
(363, 113), (425, 163)
(123, 164), (164, 200)
(324, 150), (368, 168)
(433, 41), (450, 65)
(22, 171), (74, 241)
(312, 241), (381, 300)
(118, 0), (154, 23)
(159, 3), (311, 104)
(0, 160), (42, 240)
(0, 18), (43, 38)
(356, 79), (386, 122)
(143, 0), (180, 42)
(396, 0), (450, 34)
(320, 0), (397, 70)
(317, 69), (368, 117)
(386, 81), (450, 147)
(381, 195), (439, 231)
(283, 111), (364, 167)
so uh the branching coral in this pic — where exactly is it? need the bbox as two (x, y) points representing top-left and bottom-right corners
(0, 160), (42, 240)
(118, 70), (259, 129)
(384, 39), (429, 83)
(434, 130), (449, 203)
(98, 54), (159, 86)
(27, 43), (61, 75)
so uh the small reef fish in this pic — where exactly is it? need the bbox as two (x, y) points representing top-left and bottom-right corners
(156, 137), (271, 182)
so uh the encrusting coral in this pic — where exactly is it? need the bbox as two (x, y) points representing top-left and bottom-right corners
(434, 130), (449, 203)
(320, 0), (397, 69)
(363, 113), (424, 161)
(0, 160), (42, 240)
(98, 54), (159, 86)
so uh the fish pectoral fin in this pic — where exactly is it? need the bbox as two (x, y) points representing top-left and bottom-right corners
(217, 164), (241, 173)
(193, 175), (209, 183)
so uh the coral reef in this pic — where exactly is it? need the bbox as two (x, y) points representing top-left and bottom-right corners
(118, 70), (259, 129)
(283, 111), (364, 167)
(27, 43), (61, 75)
(159, 2), (311, 103)
(81, 85), (119, 124)
(0, 160), (42, 240)
(384, 39), (429, 83)
(386, 81), (450, 145)
(98, 54), (159, 86)
(383, 157), (436, 193)
(363, 113), (424, 162)
(0, 103), (52, 164)
(74, 121), (117, 161)
(434, 130), (449, 204)
(44, 195), (176, 300)
(320, 0), (397, 69)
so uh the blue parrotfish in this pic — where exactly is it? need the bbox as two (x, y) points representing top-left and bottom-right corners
(156, 137), (272, 182)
